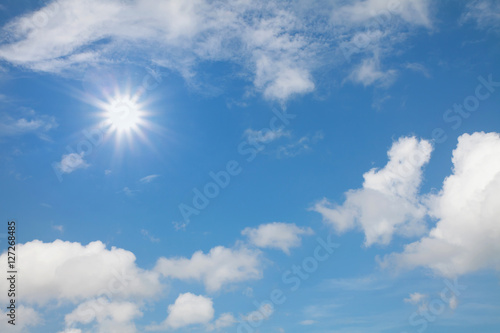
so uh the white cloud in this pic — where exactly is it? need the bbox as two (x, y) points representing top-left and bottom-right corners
(0, 0), (317, 101)
(244, 303), (274, 322)
(140, 174), (160, 184)
(148, 293), (214, 330)
(141, 229), (160, 243)
(0, 240), (162, 305)
(244, 127), (290, 145)
(52, 224), (64, 232)
(276, 131), (324, 158)
(300, 319), (317, 325)
(347, 57), (397, 87)
(382, 132), (500, 277)
(461, 0), (500, 30)
(313, 136), (432, 246)
(404, 292), (427, 305)
(324, 275), (387, 291)
(0, 306), (42, 332)
(58, 329), (82, 333)
(0, 109), (57, 138)
(121, 186), (139, 197)
(64, 298), (142, 333)
(331, 0), (432, 27)
(405, 62), (431, 78)
(56, 152), (89, 174)
(242, 222), (313, 254)
(0, 0), (434, 100)
(154, 245), (262, 292)
(212, 313), (237, 330)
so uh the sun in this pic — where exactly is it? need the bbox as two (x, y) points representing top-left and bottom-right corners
(104, 96), (144, 133)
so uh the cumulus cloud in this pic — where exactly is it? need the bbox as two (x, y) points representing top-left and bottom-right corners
(55, 152), (89, 174)
(154, 245), (262, 292)
(382, 132), (500, 277)
(313, 136), (432, 246)
(0, 240), (162, 305)
(242, 222), (314, 254)
(211, 313), (237, 330)
(64, 298), (142, 333)
(148, 293), (214, 331)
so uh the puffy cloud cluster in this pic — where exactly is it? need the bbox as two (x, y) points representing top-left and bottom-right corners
(315, 132), (500, 277)
(382, 132), (500, 276)
(0, 240), (162, 305)
(313, 136), (432, 246)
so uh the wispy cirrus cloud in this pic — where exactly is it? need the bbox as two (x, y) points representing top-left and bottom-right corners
(0, 109), (57, 139)
(0, 0), (435, 101)
(139, 174), (160, 184)
(461, 0), (500, 31)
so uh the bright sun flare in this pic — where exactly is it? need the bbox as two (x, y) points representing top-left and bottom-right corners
(105, 97), (142, 132)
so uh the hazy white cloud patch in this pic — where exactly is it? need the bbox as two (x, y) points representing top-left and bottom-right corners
(244, 127), (290, 145)
(140, 174), (160, 184)
(276, 131), (324, 158)
(141, 229), (160, 243)
(405, 62), (431, 77)
(347, 57), (398, 87)
(56, 152), (89, 174)
(154, 245), (263, 292)
(0, 109), (57, 139)
(242, 222), (314, 254)
(461, 0), (500, 30)
(331, 0), (432, 27)
(404, 292), (427, 305)
(244, 303), (274, 323)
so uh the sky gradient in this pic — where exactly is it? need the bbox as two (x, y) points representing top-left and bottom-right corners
(0, 1), (500, 332)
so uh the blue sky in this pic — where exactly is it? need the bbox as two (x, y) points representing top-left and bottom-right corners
(0, 0), (500, 332)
